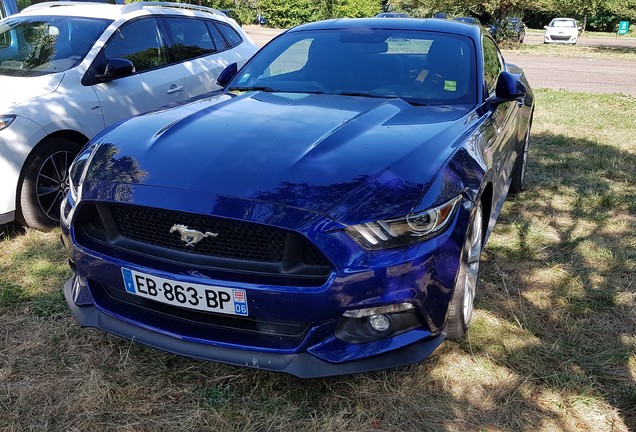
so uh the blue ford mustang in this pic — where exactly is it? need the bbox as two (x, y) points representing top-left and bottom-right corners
(61, 18), (534, 377)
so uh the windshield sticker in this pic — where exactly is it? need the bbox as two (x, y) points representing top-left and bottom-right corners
(444, 80), (457, 92)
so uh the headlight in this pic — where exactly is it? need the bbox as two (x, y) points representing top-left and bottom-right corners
(0, 115), (16, 131)
(345, 195), (462, 250)
(68, 144), (98, 202)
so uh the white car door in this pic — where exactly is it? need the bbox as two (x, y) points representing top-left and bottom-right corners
(91, 17), (187, 126)
(162, 16), (258, 99)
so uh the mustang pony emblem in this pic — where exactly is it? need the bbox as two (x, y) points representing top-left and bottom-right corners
(170, 224), (218, 247)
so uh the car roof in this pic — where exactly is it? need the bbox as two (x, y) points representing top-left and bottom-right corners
(288, 17), (481, 39)
(18, 1), (230, 21)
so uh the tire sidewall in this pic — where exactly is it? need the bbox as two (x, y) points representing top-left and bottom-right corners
(18, 137), (81, 231)
(446, 201), (484, 339)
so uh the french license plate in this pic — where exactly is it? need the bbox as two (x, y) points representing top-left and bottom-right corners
(121, 268), (248, 316)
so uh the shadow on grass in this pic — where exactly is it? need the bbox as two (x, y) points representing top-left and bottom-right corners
(589, 45), (636, 54)
(0, 221), (26, 240)
(473, 130), (636, 430)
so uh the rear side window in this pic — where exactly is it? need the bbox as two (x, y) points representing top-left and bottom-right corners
(104, 18), (169, 72)
(214, 22), (242, 48)
(205, 21), (228, 51)
(165, 17), (215, 61)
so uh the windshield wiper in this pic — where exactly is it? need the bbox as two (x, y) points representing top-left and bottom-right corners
(336, 91), (428, 106)
(227, 86), (275, 92)
(335, 91), (388, 99)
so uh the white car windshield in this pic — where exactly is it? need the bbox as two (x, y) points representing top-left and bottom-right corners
(550, 19), (575, 28)
(0, 16), (111, 77)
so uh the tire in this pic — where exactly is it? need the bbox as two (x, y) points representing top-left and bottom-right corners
(508, 125), (530, 195)
(446, 201), (484, 339)
(18, 137), (81, 231)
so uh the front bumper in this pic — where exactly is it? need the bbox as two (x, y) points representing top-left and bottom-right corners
(61, 190), (470, 377)
(544, 34), (577, 44)
(64, 276), (446, 377)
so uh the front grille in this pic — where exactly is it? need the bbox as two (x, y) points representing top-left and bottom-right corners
(74, 203), (332, 285)
(111, 204), (288, 263)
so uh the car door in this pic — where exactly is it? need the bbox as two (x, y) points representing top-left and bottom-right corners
(90, 17), (187, 126)
(162, 16), (226, 98)
(481, 36), (518, 195)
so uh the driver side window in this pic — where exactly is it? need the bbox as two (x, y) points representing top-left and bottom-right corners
(103, 18), (169, 73)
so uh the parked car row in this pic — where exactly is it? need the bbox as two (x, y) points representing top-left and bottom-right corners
(0, 1), (258, 229)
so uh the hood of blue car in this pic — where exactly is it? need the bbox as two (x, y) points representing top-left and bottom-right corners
(87, 91), (471, 224)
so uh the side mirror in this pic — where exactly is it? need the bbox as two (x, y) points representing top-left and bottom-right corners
(217, 63), (238, 87)
(490, 71), (527, 105)
(96, 57), (135, 82)
(544, 25), (548, 29)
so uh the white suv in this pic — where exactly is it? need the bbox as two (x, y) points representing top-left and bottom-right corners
(0, 1), (258, 229)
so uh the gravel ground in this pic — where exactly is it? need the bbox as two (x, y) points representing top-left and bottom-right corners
(243, 25), (636, 97)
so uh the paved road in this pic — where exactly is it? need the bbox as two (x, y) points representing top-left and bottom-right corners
(504, 54), (636, 96)
(243, 26), (636, 97)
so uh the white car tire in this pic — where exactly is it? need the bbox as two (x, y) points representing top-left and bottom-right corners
(19, 137), (82, 231)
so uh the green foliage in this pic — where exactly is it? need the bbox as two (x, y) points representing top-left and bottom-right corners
(387, 0), (634, 29)
(258, 0), (317, 27)
(332, 0), (383, 18)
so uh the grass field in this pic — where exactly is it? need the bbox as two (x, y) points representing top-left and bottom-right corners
(501, 42), (636, 60)
(1, 89), (635, 431)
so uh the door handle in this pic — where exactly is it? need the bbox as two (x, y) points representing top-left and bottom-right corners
(166, 85), (184, 95)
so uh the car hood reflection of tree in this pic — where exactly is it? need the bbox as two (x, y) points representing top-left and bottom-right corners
(83, 91), (474, 225)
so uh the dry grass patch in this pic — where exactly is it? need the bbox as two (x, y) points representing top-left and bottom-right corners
(0, 89), (635, 431)
(501, 43), (636, 60)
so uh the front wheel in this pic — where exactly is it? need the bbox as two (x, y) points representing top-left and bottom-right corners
(18, 137), (81, 231)
(446, 201), (484, 339)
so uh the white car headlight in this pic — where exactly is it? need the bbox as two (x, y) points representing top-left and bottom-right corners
(345, 195), (463, 250)
(0, 115), (16, 131)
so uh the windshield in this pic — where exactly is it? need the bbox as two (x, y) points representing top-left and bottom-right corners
(550, 19), (575, 28)
(0, 16), (111, 77)
(228, 29), (477, 106)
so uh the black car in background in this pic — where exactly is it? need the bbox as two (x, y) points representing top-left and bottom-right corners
(489, 17), (526, 42)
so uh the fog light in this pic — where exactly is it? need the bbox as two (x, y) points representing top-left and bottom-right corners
(368, 314), (391, 332)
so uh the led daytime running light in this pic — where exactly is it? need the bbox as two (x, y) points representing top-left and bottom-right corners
(343, 302), (415, 318)
(345, 195), (462, 250)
